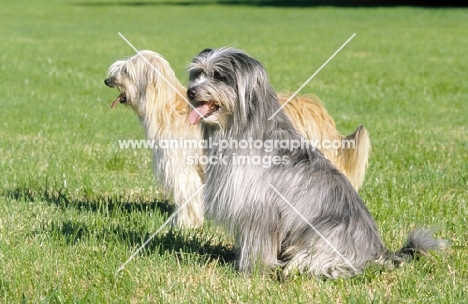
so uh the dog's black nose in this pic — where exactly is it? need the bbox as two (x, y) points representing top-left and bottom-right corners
(187, 87), (197, 99)
(104, 78), (112, 87)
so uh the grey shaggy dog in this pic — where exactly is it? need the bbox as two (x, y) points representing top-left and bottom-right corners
(186, 47), (445, 278)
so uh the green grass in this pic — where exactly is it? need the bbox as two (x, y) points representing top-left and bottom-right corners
(1, 0), (467, 302)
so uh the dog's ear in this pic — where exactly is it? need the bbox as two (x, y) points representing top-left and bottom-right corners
(198, 48), (213, 55)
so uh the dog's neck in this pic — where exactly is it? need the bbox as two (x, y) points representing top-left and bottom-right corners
(206, 102), (298, 141)
(201, 99), (304, 161)
(139, 81), (189, 140)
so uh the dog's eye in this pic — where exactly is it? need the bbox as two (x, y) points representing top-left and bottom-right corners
(213, 71), (226, 82)
(190, 70), (203, 80)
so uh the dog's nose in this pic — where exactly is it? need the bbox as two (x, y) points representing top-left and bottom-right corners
(187, 87), (197, 99)
(104, 78), (112, 87)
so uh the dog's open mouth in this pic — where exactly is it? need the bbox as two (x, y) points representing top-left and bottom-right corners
(188, 101), (220, 125)
(111, 93), (127, 108)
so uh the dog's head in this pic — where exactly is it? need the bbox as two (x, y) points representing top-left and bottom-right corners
(187, 47), (277, 128)
(104, 50), (180, 117)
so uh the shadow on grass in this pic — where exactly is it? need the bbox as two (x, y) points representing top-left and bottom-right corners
(4, 185), (174, 215)
(49, 219), (236, 265)
(5, 185), (235, 266)
(73, 0), (467, 8)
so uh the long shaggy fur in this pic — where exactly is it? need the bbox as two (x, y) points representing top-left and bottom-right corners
(104, 50), (370, 228)
(105, 51), (205, 228)
(186, 47), (445, 278)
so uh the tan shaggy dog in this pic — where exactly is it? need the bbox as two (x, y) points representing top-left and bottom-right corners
(104, 50), (371, 228)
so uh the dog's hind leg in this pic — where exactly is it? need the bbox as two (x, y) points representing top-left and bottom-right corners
(282, 245), (361, 279)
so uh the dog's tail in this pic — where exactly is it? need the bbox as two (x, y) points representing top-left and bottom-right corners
(339, 124), (371, 190)
(379, 229), (448, 269)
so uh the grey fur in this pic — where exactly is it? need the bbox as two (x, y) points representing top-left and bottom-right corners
(187, 47), (445, 278)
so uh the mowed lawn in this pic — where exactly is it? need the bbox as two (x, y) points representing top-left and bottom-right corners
(0, 0), (467, 302)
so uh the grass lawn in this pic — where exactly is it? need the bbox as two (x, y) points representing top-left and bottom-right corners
(0, 0), (467, 302)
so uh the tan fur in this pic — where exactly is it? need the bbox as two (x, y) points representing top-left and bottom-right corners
(105, 51), (371, 228)
(280, 94), (370, 190)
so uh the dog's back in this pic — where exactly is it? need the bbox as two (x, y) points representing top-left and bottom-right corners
(279, 93), (371, 190)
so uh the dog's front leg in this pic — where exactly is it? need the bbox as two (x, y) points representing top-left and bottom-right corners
(234, 216), (281, 274)
(170, 172), (204, 228)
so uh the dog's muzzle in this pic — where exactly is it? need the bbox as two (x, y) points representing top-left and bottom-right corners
(187, 87), (220, 125)
(187, 87), (197, 99)
(104, 78), (114, 87)
(105, 77), (127, 108)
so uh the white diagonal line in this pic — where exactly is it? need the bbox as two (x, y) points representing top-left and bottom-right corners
(268, 33), (356, 120)
(268, 184), (358, 272)
(117, 32), (205, 118)
(116, 184), (205, 274)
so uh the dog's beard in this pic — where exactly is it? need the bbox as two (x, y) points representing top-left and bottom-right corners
(187, 81), (237, 128)
(187, 99), (220, 125)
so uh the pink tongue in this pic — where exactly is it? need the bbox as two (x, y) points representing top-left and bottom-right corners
(188, 104), (211, 125)
(110, 93), (125, 108)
